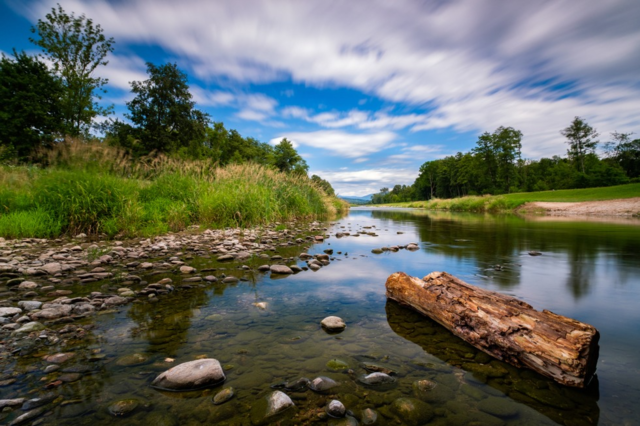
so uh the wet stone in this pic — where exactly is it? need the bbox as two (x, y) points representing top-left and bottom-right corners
(116, 353), (150, 367)
(361, 407), (378, 424)
(321, 316), (346, 332)
(213, 387), (235, 405)
(391, 397), (434, 426)
(250, 390), (294, 425)
(477, 396), (519, 418)
(326, 399), (346, 418)
(309, 376), (339, 393)
(107, 399), (140, 417)
(151, 358), (225, 391)
(327, 358), (350, 370)
(43, 352), (74, 364)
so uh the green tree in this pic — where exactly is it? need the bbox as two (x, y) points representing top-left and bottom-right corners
(0, 51), (64, 161)
(30, 4), (114, 136)
(561, 117), (599, 174)
(273, 138), (308, 174)
(311, 175), (335, 196)
(604, 131), (640, 178)
(126, 62), (209, 155)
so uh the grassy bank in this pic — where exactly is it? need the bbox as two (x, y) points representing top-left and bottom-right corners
(0, 142), (348, 239)
(380, 183), (640, 212)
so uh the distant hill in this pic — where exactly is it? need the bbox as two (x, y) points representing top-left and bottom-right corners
(338, 194), (374, 204)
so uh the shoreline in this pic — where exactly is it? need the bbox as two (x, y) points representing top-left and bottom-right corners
(516, 197), (640, 217)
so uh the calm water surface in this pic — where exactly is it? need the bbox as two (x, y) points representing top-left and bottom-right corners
(3, 208), (640, 425)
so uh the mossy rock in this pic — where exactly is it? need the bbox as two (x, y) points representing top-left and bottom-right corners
(477, 396), (519, 418)
(326, 358), (350, 370)
(390, 398), (434, 425)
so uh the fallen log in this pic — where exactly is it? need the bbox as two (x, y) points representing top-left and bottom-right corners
(385, 271), (599, 388)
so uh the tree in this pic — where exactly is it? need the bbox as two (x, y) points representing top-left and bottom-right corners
(126, 62), (209, 155)
(605, 131), (640, 178)
(0, 51), (64, 161)
(561, 117), (599, 174)
(273, 138), (308, 174)
(30, 4), (114, 136)
(311, 175), (335, 196)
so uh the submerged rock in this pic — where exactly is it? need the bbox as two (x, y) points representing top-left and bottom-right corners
(270, 377), (310, 392)
(356, 372), (397, 386)
(107, 399), (140, 417)
(391, 397), (434, 425)
(327, 358), (350, 370)
(321, 316), (346, 332)
(361, 407), (378, 424)
(250, 391), (295, 425)
(326, 400), (346, 418)
(151, 358), (225, 391)
(308, 376), (339, 392)
(213, 387), (235, 405)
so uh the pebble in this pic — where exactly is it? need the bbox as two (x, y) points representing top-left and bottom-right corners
(321, 316), (346, 332)
(326, 400), (346, 418)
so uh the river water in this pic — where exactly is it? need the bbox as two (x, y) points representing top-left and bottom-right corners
(3, 208), (640, 425)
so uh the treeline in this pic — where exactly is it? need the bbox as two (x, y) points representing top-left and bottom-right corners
(0, 5), (322, 184)
(372, 118), (639, 204)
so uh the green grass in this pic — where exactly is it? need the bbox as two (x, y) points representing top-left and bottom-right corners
(381, 183), (640, 212)
(0, 142), (347, 239)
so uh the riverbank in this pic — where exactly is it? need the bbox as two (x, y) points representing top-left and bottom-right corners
(0, 143), (348, 240)
(375, 183), (640, 216)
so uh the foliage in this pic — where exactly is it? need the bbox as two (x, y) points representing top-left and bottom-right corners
(30, 4), (114, 136)
(0, 142), (346, 239)
(273, 138), (308, 174)
(0, 51), (64, 161)
(311, 174), (336, 196)
(604, 132), (640, 178)
(561, 117), (599, 174)
(121, 62), (209, 156)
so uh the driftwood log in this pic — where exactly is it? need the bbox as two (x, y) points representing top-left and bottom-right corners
(385, 271), (599, 388)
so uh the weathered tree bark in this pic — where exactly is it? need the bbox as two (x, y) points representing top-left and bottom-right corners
(385, 271), (599, 388)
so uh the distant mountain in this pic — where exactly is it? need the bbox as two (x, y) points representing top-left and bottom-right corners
(338, 194), (374, 204)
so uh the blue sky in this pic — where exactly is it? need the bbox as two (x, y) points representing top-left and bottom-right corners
(2, 0), (639, 196)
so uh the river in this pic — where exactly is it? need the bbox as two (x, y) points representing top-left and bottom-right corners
(2, 207), (639, 425)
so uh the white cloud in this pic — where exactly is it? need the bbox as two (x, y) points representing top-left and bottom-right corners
(17, 0), (640, 158)
(273, 130), (397, 158)
(312, 168), (419, 196)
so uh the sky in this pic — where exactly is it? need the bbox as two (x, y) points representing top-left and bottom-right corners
(2, 0), (639, 196)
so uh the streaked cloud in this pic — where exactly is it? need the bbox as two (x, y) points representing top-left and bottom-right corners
(273, 130), (397, 158)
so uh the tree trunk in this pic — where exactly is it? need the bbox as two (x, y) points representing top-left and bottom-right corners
(385, 271), (599, 388)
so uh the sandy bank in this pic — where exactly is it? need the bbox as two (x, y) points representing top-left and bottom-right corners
(519, 198), (640, 217)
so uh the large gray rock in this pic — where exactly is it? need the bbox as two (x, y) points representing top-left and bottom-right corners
(151, 358), (225, 391)
(270, 265), (293, 275)
(40, 262), (63, 274)
(0, 307), (22, 317)
(18, 301), (42, 311)
(30, 304), (72, 320)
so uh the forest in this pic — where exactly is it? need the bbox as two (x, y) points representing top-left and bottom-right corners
(372, 121), (639, 204)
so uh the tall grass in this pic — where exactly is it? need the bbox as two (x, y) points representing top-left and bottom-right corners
(0, 140), (346, 239)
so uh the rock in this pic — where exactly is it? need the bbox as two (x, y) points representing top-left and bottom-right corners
(139, 262), (154, 269)
(357, 372), (396, 386)
(41, 262), (64, 274)
(321, 316), (346, 332)
(11, 321), (45, 336)
(0, 399), (24, 410)
(72, 303), (95, 315)
(271, 377), (310, 392)
(270, 265), (293, 275)
(151, 358), (225, 391)
(412, 379), (437, 393)
(217, 254), (235, 261)
(18, 281), (38, 290)
(308, 376), (339, 392)
(44, 352), (75, 364)
(258, 264), (271, 271)
(528, 251), (542, 256)
(0, 307), (22, 317)
(108, 399), (140, 417)
(406, 243), (420, 251)
(204, 275), (217, 282)
(179, 265), (195, 274)
(361, 407), (378, 424)
(17, 301), (42, 311)
(9, 407), (46, 426)
(250, 391), (294, 425)
(360, 362), (396, 375)
(213, 387), (235, 405)
(116, 353), (150, 366)
(30, 305), (72, 320)
(21, 394), (57, 410)
(371, 248), (383, 254)
(327, 358), (350, 370)
(314, 235), (325, 242)
(104, 296), (128, 306)
(477, 396), (519, 418)
(222, 276), (239, 283)
(326, 400), (346, 418)
(391, 398), (434, 425)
